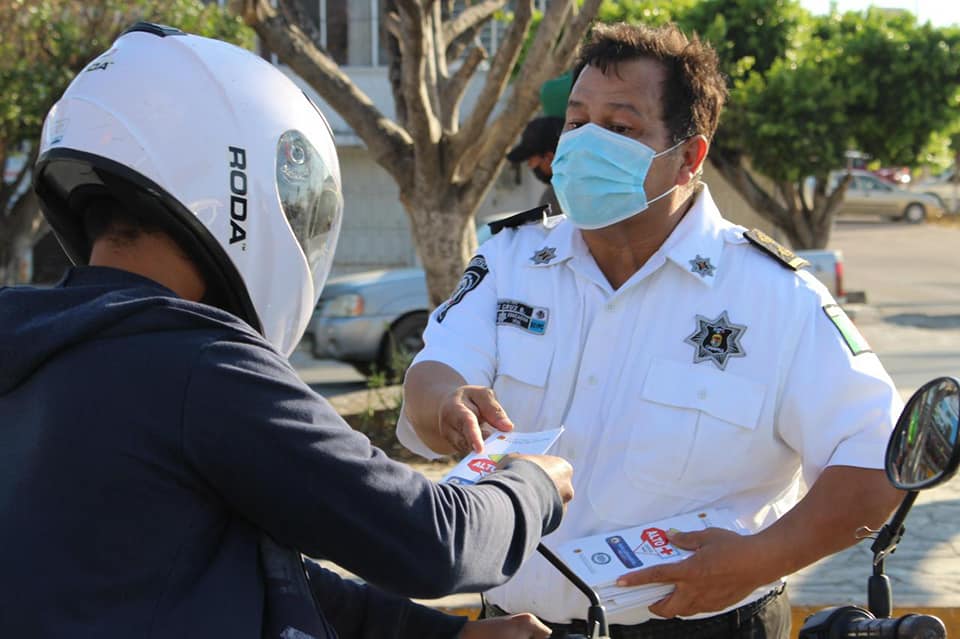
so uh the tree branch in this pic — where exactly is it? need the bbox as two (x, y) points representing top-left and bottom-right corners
(709, 152), (792, 231)
(242, 0), (414, 187)
(818, 173), (851, 229)
(428, 0), (446, 114)
(459, 0), (600, 207)
(0, 146), (37, 219)
(446, 21), (487, 65)
(798, 177), (812, 216)
(440, 46), (488, 130)
(9, 188), (45, 246)
(395, 0), (443, 177)
(382, 2), (408, 127)
(778, 180), (813, 247)
(443, 0), (505, 47)
(384, 10), (402, 40)
(451, 0), (534, 160)
(550, 0), (599, 67)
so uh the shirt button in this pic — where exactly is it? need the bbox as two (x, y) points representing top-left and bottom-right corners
(587, 375), (598, 385)
(606, 302), (616, 312)
(697, 389), (708, 400)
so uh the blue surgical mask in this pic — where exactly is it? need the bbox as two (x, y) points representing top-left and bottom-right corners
(551, 123), (686, 229)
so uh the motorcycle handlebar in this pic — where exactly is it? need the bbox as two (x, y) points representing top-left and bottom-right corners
(800, 606), (946, 639)
(841, 613), (946, 639)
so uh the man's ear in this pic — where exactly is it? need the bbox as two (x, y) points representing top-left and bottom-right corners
(543, 151), (555, 164)
(677, 135), (709, 186)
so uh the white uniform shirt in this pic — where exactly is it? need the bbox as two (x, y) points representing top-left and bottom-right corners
(397, 184), (902, 624)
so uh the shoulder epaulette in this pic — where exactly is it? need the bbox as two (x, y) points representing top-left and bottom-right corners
(743, 229), (810, 271)
(487, 204), (560, 236)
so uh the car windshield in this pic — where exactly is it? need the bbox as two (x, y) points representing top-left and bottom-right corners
(935, 166), (956, 182)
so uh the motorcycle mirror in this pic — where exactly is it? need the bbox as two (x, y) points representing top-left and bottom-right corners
(885, 376), (960, 491)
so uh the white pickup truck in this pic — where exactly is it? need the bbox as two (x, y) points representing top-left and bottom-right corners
(796, 249), (846, 302)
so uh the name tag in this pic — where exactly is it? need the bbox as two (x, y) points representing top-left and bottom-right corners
(496, 299), (549, 335)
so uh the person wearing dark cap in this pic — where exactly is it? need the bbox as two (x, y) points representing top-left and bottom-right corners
(507, 115), (566, 215)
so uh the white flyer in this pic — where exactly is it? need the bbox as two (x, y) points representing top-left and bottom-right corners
(440, 427), (565, 485)
(552, 508), (748, 610)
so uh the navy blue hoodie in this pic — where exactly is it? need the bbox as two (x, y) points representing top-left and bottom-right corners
(0, 266), (562, 638)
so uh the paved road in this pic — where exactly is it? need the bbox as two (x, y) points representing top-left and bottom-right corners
(294, 218), (960, 608)
(789, 219), (960, 606)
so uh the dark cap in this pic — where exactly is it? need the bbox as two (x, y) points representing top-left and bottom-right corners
(506, 116), (565, 162)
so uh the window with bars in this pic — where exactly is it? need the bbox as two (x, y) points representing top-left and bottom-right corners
(299, 0), (548, 68)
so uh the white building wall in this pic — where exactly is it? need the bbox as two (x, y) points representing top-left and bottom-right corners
(334, 145), (545, 275)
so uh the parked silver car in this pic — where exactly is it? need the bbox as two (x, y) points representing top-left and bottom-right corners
(305, 218), (506, 376)
(305, 268), (429, 376)
(829, 170), (944, 223)
(913, 166), (960, 214)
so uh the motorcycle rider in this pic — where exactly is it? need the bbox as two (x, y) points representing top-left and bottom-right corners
(0, 23), (571, 638)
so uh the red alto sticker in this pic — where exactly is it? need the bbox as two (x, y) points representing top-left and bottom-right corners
(641, 527), (678, 558)
(642, 528), (669, 548)
(468, 458), (498, 475)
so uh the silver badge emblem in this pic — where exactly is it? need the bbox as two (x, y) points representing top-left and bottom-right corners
(530, 247), (557, 265)
(684, 311), (747, 370)
(689, 255), (716, 278)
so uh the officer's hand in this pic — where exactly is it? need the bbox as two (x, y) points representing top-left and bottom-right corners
(614, 528), (769, 618)
(459, 613), (552, 639)
(501, 454), (574, 509)
(438, 385), (514, 455)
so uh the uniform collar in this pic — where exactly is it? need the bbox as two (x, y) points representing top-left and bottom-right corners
(525, 184), (730, 288)
(525, 218), (582, 268)
(660, 183), (729, 288)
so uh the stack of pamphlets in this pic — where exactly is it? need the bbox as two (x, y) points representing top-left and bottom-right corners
(440, 427), (565, 485)
(552, 509), (748, 612)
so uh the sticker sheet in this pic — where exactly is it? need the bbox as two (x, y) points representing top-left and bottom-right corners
(551, 509), (749, 611)
(440, 427), (565, 485)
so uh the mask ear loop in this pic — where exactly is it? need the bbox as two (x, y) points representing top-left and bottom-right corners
(645, 137), (693, 206)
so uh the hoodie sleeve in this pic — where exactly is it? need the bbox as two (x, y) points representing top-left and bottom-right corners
(180, 339), (562, 599)
(304, 560), (467, 639)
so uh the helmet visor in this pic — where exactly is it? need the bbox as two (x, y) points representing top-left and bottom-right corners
(276, 129), (342, 299)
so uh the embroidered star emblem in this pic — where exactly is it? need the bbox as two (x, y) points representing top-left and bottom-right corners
(684, 311), (747, 370)
(530, 246), (557, 265)
(689, 255), (716, 278)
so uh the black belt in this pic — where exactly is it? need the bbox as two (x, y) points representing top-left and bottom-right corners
(483, 584), (786, 639)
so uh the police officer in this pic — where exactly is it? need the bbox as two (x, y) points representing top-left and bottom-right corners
(0, 24), (572, 639)
(400, 22), (903, 639)
(506, 115), (566, 216)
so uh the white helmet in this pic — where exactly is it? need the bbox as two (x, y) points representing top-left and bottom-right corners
(34, 22), (343, 356)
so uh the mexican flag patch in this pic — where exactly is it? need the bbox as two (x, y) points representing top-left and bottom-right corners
(823, 304), (871, 356)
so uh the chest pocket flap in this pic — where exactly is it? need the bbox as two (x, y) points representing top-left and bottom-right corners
(496, 330), (553, 387)
(641, 357), (766, 429)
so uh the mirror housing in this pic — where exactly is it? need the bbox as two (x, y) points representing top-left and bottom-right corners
(885, 377), (960, 491)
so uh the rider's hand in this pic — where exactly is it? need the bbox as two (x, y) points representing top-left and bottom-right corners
(499, 454), (574, 509)
(438, 386), (514, 455)
(614, 527), (770, 618)
(459, 613), (552, 639)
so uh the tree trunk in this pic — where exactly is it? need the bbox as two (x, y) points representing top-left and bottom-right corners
(709, 152), (843, 250)
(408, 205), (475, 307)
(0, 189), (47, 285)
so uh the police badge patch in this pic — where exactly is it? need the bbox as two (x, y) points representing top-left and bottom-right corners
(496, 299), (549, 335)
(684, 311), (747, 370)
(689, 254), (716, 278)
(530, 247), (557, 265)
(436, 255), (489, 323)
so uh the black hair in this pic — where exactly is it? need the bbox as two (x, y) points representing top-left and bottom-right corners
(573, 23), (728, 144)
